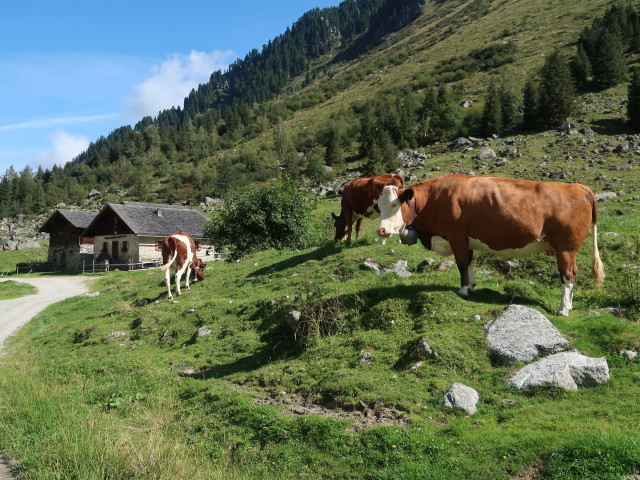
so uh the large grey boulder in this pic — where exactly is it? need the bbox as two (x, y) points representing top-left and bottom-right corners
(508, 351), (610, 391)
(443, 382), (479, 415)
(476, 147), (496, 160)
(484, 305), (570, 363)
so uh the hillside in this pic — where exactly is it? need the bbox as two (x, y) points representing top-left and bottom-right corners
(0, 0), (637, 219)
(0, 188), (638, 478)
(1, 1), (640, 477)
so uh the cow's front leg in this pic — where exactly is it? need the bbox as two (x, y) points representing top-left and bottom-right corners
(452, 242), (473, 298)
(467, 250), (476, 293)
(345, 211), (354, 247)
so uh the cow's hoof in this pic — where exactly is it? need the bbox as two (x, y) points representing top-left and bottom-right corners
(556, 309), (570, 317)
(457, 286), (472, 298)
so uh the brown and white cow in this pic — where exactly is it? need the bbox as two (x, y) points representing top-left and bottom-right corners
(332, 174), (404, 247)
(160, 231), (205, 300)
(375, 174), (604, 316)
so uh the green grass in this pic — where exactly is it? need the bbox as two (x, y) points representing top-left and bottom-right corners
(0, 243), (47, 274)
(0, 280), (37, 300)
(0, 198), (638, 478)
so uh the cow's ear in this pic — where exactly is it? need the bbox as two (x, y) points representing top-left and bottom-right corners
(398, 188), (414, 204)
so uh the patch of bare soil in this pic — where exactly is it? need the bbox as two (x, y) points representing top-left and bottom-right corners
(251, 390), (411, 432)
(510, 460), (544, 480)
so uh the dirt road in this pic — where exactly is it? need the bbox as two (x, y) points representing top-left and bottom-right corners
(0, 276), (96, 351)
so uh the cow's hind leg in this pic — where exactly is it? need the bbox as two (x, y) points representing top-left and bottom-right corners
(175, 267), (185, 297)
(165, 269), (173, 300)
(184, 265), (192, 291)
(556, 250), (578, 316)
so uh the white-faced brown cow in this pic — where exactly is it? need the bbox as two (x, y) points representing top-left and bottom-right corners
(332, 174), (404, 247)
(375, 174), (604, 316)
(160, 231), (205, 300)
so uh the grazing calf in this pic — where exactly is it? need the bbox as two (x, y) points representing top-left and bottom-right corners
(332, 174), (404, 246)
(375, 174), (604, 316)
(160, 231), (205, 299)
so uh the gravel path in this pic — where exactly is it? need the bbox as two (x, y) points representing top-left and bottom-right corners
(0, 275), (96, 480)
(0, 276), (96, 351)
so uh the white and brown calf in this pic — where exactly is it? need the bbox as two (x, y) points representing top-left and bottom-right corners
(160, 231), (205, 299)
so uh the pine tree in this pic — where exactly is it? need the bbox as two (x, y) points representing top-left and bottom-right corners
(592, 30), (628, 89)
(523, 79), (541, 131)
(324, 128), (345, 172)
(498, 69), (523, 131)
(628, 69), (640, 131)
(571, 43), (592, 90)
(538, 51), (576, 127)
(481, 84), (503, 136)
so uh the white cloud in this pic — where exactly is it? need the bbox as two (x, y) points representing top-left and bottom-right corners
(123, 49), (235, 121)
(0, 113), (118, 132)
(30, 130), (90, 169)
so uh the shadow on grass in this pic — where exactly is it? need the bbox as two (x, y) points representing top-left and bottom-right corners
(590, 118), (632, 136)
(249, 243), (342, 277)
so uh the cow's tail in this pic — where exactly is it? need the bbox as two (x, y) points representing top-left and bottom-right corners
(591, 194), (605, 288)
(160, 249), (178, 272)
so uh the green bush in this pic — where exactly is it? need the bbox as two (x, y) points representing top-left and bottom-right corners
(204, 179), (316, 258)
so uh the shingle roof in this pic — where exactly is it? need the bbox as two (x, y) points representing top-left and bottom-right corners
(39, 209), (97, 233)
(99, 202), (208, 238)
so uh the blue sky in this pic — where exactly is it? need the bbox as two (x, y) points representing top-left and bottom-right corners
(0, 0), (342, 174)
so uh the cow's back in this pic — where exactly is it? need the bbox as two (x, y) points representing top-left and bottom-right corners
(411, 175), (595, 251)
(342, 174), (404, 215)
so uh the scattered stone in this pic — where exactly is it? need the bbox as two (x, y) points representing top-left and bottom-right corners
(409, 362), (422, 371)
(438, 260), (455, 271)
(484, 305), (570, 363)
(391, 260), (412, 278)
(187, 308), (195, 314)
(621, 350), (637, 360)
(444, 382), (479, 415)
(87, 189), (101, 198)
(196, 326), (212, 337)
(595, 191), (617, 201)
(410, 338), (439, 360)
(359, 351), (373, 366)
(364, 259), (382, 275)
(159, 330), (176, 344)
(499, 260), (521, 273)
(364, 259), (412, 278)
(286, 311), (302, 332)
(508, 351), (610, 391)
(105, 331), (127, 341)
(476, 147), (496, 160)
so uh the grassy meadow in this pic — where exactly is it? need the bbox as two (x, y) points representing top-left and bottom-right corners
(0, 188), (638, 479)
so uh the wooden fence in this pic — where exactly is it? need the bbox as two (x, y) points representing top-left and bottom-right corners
(77, 250), (231, 274)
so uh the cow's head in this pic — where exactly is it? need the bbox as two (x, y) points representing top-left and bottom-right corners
(331, 212), (348, 242)
(192, 257), (206, 281)
(376, 185), (413, 238)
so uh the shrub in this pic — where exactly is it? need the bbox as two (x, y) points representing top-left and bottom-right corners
(204, 179), (315, 258)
